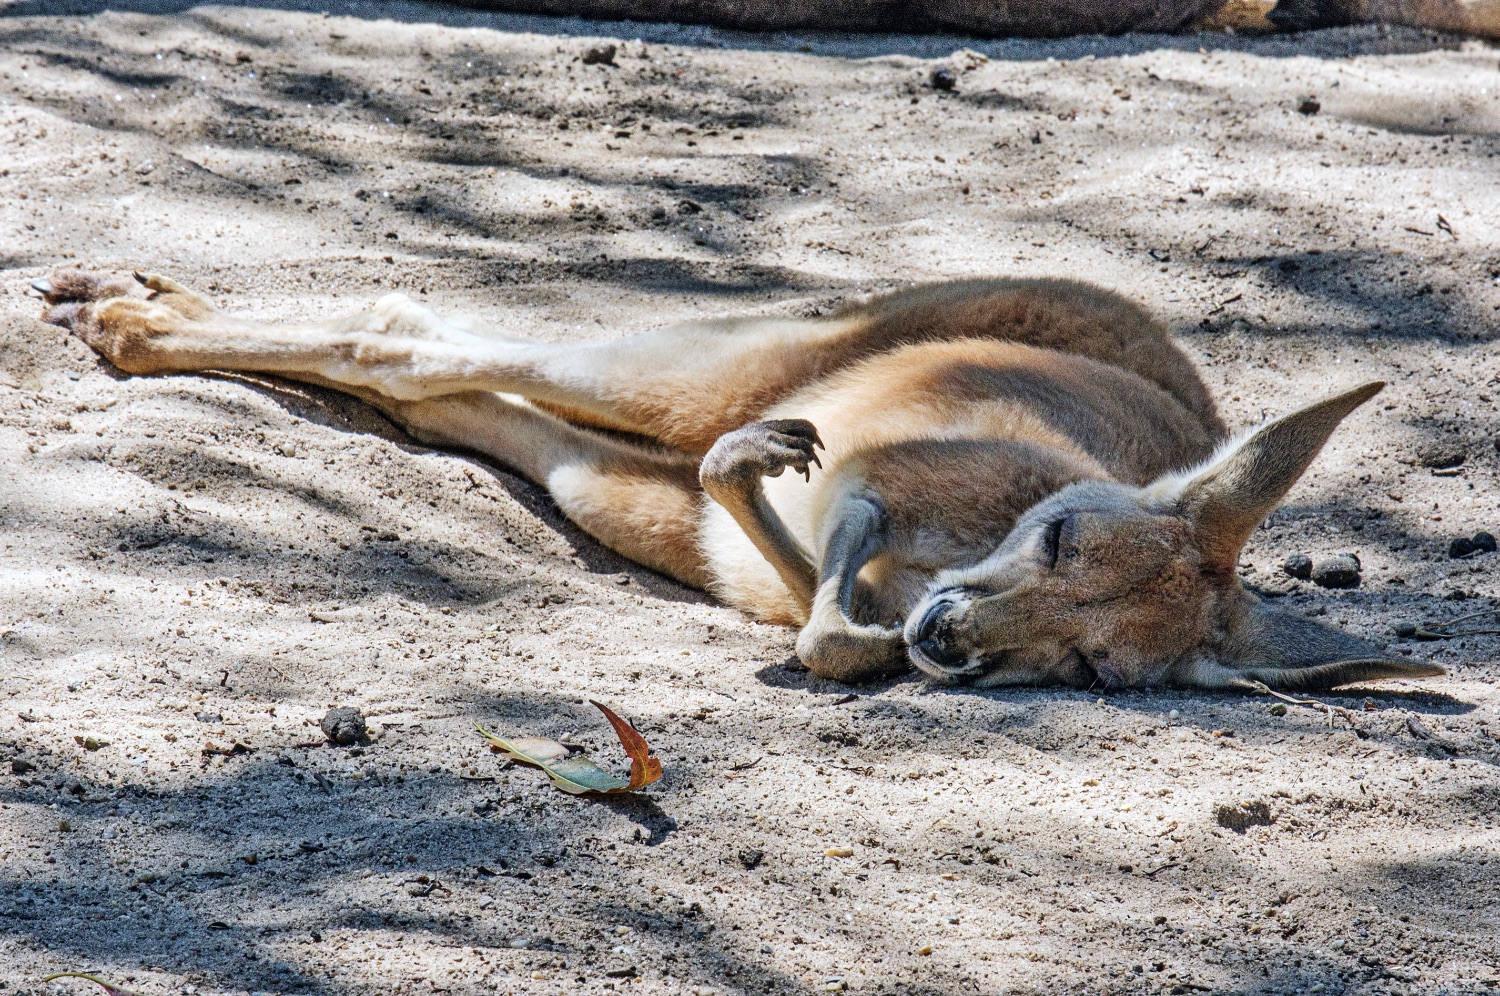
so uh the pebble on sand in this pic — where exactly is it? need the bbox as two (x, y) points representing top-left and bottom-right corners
(582, 43), (617, 66)
(1417, 442), (1466, 470)
(1449, 531), (1497, 559)
(1310, 554), (1360, 589)
(1213, 799), (1274, 832)
(321, 706), (370, 746)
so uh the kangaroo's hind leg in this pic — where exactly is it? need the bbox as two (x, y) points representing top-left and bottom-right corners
(308, 383), (712, 589)
(32, 272), (711, 586)
(34, 269), (867, 455)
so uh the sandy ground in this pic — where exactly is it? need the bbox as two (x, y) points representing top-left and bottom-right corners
(1, 4), (1499, 994)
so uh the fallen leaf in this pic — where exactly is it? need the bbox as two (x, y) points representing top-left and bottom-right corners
(41, 973), (141, 996)
(475, 701), (662, 795)
(74, 736), (109, 751)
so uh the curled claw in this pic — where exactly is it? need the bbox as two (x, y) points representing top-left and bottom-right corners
(29, 278), (54, 298)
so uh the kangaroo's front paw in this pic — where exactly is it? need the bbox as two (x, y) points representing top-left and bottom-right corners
(701, 418), (825, 487)
(32, 269), (210, 375)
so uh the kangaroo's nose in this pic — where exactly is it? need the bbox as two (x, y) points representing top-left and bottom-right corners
(912, 600), (966, 670)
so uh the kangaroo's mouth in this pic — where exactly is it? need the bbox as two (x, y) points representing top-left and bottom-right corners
(903, 586), (1012, 683)
(907, 643), (1009, 684)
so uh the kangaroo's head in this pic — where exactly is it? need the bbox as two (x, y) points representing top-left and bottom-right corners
(903, 381), (1444, 692)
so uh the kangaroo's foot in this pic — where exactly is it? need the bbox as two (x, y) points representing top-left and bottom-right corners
(33, 270), (220, 375)
(700, 418), (825, 486)
(700, 418), (825, 612)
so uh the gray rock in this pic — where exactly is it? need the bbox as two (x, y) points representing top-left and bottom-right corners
(581, 43), (616, 66)
(1311, 554), (1361, 589)
(1282, 552), (1313, 579)
(1448, 532), (1495, 559)
(1417, 442), (1465, 470)
(929, 66), (957, 91)
(1213, 799), (1273, 833)
(320, 706), (369, 746)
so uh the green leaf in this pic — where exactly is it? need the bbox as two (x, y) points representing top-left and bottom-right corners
(475, 702), (662, 796)
(475, 726), (631, 794)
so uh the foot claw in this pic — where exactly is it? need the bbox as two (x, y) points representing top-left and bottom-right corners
(701, 417), (828, 491)
(33, 268), (208, 371)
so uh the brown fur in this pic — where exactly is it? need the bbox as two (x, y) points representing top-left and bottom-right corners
(1269, 0), (1500, 35)
(32, 270), (1443, 693)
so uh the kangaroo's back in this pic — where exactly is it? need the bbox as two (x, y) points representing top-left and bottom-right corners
(836, 278), (1225, 441)
(574, 278), (1226, 456)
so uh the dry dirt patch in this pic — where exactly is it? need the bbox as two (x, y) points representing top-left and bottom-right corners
(1, 4), (1498, 994)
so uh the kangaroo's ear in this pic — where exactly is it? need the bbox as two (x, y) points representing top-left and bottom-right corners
(1210, 597), (1445, 692)
(1166, 381), (1385, 574)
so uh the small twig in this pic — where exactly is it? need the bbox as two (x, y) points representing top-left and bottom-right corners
(1143, 862), (1180, 878)
(1252, 683), (1358, 729)
(1416, 607), (1500, 640)
(1441, 608), (1500, 627)
(1420, 627), (1500, 640)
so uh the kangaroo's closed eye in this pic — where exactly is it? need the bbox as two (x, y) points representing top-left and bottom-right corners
(1041, 516), (1067, 568)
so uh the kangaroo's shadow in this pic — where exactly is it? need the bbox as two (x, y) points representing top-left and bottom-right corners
(206, 369), (720, 606)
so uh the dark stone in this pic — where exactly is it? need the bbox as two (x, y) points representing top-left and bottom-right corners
(1282, 552), (1313, 579)
(1417, 442), (1466, 469)
(1450, 536), (1478, 559)
(1296, 96), (1321, 115)
(581, 43), (617, 66)
(10, 757), (35, 775)
(320, 706), (370, 746)
(738, 848), (764, 870)
(929, 66), (957, 91)
(1473, 531), (1497, 554)
(1213, 799), (1274, 833)
(1310, 554), (1361, 589)
(1393, 621), (1418, 638)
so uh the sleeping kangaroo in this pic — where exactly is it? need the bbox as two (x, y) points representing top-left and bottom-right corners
(33, 270), (1443, 693)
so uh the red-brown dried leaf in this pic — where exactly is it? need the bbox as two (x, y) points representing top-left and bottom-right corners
(591, 700), (662, 790)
